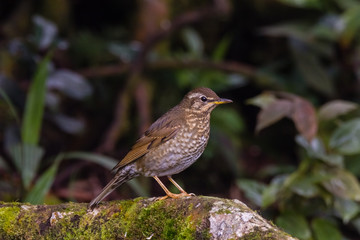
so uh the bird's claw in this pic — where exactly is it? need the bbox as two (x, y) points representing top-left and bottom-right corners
(157, 195), (169, 200)
(157, 192), (195, 200)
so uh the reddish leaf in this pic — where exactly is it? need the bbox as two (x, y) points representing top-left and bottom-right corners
(252, 92), (318, 141)
(319, 100), (358, 121)
(255, 99), (292, 133)
(291, 96), (318, 142)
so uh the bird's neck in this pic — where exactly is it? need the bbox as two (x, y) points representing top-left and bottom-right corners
(183, 108), (211, 130)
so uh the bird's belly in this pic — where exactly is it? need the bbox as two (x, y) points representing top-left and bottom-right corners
(136, 130), (209, 177)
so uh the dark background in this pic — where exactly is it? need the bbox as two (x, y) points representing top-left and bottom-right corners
(1, 0), (360, 239)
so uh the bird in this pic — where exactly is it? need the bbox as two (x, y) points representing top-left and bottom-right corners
(89, 87), (232, 209)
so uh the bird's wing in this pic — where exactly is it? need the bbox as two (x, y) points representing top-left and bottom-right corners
(112, 109), (181, 171)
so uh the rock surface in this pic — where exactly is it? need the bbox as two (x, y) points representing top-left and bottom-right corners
(0, 196), (297, 239)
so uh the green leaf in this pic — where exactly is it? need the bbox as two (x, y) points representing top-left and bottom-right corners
(262, 185), (279, 208)
(63, 151), (117, 170)
(336, 0), (360, 10)
(334, 198), (360, 223)
(296, 135), (323, 155)
(63, 152), (149, 196)
(345, 154), (360, 177)
(262, 175), (287, 208)
(182, 28), (203, 57)
(21, 52), (52, 145)
(296, 136), (344, 167)
(212, 36), (231, 61)
(24, 155), (62, 204)
(318, 100), (358, 121)
(321, 168), (360, 201)
(237, 179), (266, 207)
(318, 154), (344, 167)
(330, 118), (360, 155)
(311, 218), (342, 240)
(276, 212), (311, 239)
(8, 143), (44, 190)
(311, 19), (340, 43)
(0, 87), (20, 124)
(291, 43), (334, 97)
(290, 175), (320, 198)
(340, 5), (360, 47)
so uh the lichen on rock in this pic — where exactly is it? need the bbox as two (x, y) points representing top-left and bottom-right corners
(209, 199), (294, 240)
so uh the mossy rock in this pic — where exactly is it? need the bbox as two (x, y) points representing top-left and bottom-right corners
(0, 196), (296, 240)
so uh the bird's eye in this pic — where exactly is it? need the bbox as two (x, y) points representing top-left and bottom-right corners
(201, 96), (207, 102)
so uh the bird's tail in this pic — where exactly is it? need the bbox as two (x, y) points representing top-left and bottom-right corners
(88, 172), (134, 209)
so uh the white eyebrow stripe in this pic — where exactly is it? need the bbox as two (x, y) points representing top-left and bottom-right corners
(188, 93), (203, 98)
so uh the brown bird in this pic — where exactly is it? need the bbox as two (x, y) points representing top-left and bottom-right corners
(89, 87), (232, 209)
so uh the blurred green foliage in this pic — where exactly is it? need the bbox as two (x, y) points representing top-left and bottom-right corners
(245, 92), (360, 239)
(1, 0), (360, 238)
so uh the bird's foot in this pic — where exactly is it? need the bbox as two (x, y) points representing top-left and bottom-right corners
(157, 195), (169, 200)
(157, 192), (195, 200)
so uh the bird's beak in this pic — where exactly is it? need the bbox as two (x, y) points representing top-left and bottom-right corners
(212, 98), (233, 105)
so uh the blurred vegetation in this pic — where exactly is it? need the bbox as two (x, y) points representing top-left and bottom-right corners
(1, 0), (360, 239)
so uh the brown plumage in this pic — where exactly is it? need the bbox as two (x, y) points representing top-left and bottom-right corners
(89, 87), (232, 209)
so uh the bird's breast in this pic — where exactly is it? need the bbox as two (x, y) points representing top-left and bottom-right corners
(136, 116), (210, 177)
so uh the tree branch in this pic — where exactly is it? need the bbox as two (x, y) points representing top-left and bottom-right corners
(77, 59), (256, 79)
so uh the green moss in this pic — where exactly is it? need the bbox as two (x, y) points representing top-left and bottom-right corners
(0, 206), (21, 237)
(215, 208), (232, 214)
(118, 198), (200, 239)
(59, 198), (153, 240)
(0, 197), (294, 239)
(242, 228), (291, 240)
(175, 216), (198, 239)
(199, 229), (212, 239)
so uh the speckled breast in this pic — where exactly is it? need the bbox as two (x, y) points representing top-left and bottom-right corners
(136, 115), (210, 177)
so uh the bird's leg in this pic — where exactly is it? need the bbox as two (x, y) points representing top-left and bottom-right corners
(153, 176), (192, 200)
(167, 176), (195, 196)
(167, 176), (187, 193)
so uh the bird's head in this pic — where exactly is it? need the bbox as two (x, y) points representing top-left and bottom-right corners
(180, 87), (232, 114)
